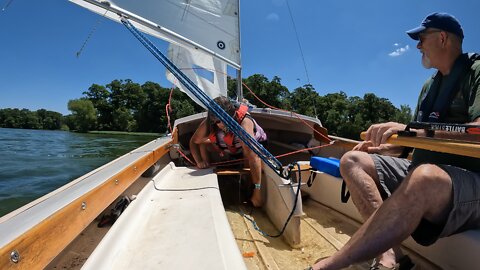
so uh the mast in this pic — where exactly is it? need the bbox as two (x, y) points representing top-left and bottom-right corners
(236, 0), (243, 101)
(236, 70), (243, 101)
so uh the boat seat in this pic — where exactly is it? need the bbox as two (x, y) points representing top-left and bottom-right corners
(82, 163), (246, 270)
(309, 157), (350, 203)
(310, 156), (341, 177)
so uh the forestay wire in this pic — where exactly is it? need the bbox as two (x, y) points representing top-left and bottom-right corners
(121, 18), (284, 176)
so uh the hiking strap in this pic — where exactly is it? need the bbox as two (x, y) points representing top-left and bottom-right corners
(306, 171), (317, 187)
(341, 180), (350, 203)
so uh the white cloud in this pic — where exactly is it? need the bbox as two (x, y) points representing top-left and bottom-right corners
(389, 44), (410, 57)
(394, 43), (399, 47)
(266, 13), (280, 21)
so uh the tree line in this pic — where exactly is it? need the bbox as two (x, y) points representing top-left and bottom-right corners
(0, 74), (412, 140)
(0, 108), (67, 130)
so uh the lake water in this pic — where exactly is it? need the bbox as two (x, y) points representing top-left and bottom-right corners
(0, 128), (158, 217)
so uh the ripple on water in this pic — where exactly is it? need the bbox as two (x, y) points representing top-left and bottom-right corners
(0, 128), (156, 217)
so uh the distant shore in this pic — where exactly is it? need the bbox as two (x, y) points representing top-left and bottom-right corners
(87, 130), (163, 137)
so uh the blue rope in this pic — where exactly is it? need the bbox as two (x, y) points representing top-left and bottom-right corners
(121, 18), (284, 175)
(241, 162), (302, 237)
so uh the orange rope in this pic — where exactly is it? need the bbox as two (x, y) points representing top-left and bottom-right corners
(242, 82), (332, 143)
(170, 67), (331, 143)
(165, 87), (174, 135)
(177, 143), (334, 168)
(176, 147), (197, 167)
(167, 66), (335, 168)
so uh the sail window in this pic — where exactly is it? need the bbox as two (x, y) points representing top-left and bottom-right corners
(193, 64), (214, 83)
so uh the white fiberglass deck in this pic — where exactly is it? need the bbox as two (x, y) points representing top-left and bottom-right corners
(82, 163), (246, 270)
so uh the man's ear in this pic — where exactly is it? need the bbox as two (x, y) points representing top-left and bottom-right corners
(440, 31), (448, 47)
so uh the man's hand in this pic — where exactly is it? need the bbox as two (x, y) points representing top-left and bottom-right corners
(364, 122), (407, 146)
(353, 141), (404, 156)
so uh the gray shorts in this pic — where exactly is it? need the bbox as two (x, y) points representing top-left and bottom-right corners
(371, 154), (480, 246)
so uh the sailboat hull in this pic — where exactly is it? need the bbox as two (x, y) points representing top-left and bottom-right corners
(1, 110), (480, 269)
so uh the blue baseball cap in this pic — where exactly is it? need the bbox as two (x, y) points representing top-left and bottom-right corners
(406, 12), (464, 40)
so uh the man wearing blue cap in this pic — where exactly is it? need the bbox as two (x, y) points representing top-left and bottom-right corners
(310, 13), (480, 270)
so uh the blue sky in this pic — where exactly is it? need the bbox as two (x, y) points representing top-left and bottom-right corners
(0, 0), (478, 115)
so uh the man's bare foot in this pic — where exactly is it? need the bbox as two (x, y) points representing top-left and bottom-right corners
(250, 188), (263, 207)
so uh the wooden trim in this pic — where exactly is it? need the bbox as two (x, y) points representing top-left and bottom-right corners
(172, 126), (179, 145)
(214, 168), (251, 176)
(0, 140), (172, 269)
(330, 139), (358, 150)
(360, 132), (480, 158)
(290, 164), (312, 172)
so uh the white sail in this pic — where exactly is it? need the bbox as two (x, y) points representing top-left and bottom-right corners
(69, 0), (241, 69)
(167, 44), (227, 108)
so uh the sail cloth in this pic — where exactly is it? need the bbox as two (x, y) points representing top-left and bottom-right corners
(69, 0), (241, 69)
(167, 44), (227, 108)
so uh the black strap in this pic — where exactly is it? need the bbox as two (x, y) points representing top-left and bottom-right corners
(341, 180), (350, 203)
(306, 171), (317, 187)
(244, 114), (257, 133)
(398, 147), (413, 158)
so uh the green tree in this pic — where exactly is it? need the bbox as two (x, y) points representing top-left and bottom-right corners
(112, 107), (136, 131)
(67, 99), (97, 132)
(137, 81), (168, 133)
(242, 74), (290, 109)
(314, 92), (349, 136)
(83, 84), (113, 130)
(108, 79), (146, 112)
(37, 109), (63, 130)
(394, 105), (413, 124)
(288, 84), (321, 117)
(59, 76), (413, 139)
(107, 79), (147, 131)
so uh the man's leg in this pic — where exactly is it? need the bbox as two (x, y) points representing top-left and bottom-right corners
(313, 164), (453, 270)
(340, 151), (383, 217)
(339, 151), (401, 267)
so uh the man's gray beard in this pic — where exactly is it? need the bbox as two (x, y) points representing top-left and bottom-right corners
(422, 54), (432, 69)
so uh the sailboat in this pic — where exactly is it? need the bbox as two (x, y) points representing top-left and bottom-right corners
(0, 1), (479, 269)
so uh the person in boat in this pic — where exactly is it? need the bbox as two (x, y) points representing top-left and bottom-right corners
(311, 13), (480, 270)
(189, 96), (267, 207)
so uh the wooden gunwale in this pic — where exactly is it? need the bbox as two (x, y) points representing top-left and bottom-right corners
(0, 138), (172, 270)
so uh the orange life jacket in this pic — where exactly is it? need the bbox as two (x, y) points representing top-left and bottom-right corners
(208, 104), (249, 154)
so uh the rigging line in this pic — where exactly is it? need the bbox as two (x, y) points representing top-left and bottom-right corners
(174, 142), (334, 174)
(181, 0), (192, 21)
(241, 162), (303, 238)
(242, 82), (332, 143)
(129, 22), (279, 172)
(285, 0), (310, 84)
(121, 19), (284, 175)
(76, 7), (110, 58)
(1, 0), (13, 11)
